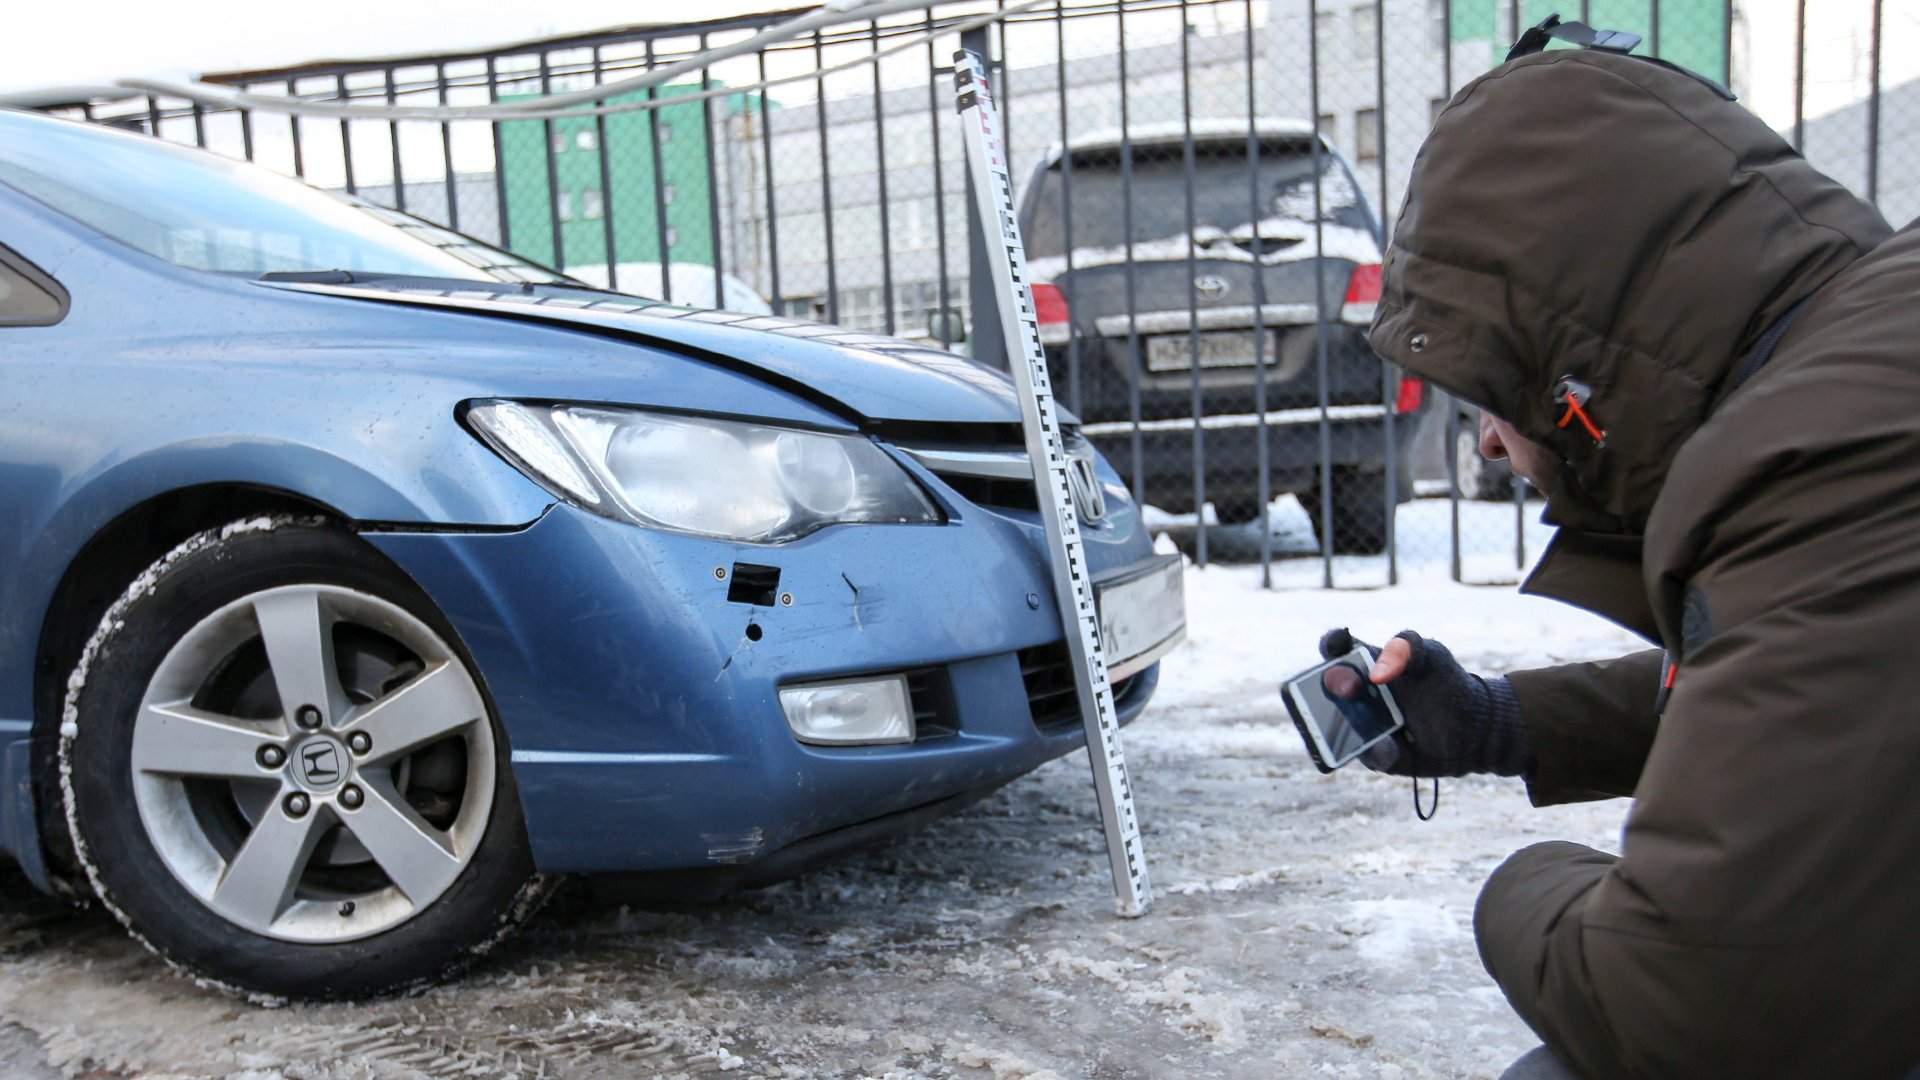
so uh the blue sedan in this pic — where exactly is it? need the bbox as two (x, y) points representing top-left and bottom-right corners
(0, 109), (1183, 998)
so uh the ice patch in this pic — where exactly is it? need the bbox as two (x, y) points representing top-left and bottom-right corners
(1040, 950), (1243, 1046)
(948, 1042), (1065, 1080)
(1128, 967), (1245, 1045)
(1341, 898), (1467, 967)
(1167, 866), (1289, 895)
(1127, 720), (1304, 758)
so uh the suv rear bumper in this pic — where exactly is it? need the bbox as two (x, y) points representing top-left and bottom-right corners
(1084, 404), (1423, 513)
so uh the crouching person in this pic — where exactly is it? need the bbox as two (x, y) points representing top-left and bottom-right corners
(1329, 18), (1920, 1080)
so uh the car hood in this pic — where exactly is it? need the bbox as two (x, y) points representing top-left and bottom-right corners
(266, 279), (1037, 427)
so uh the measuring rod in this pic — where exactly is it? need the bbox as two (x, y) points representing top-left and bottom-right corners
(953, 47), (1150, 916)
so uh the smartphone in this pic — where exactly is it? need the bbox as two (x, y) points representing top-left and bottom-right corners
(1281, 646), (1407, 773)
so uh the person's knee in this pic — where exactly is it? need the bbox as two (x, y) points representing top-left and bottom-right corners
(1473, 840), (1609, 979)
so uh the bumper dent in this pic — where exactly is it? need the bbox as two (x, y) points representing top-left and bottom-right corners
(367, 499), (1160, 876)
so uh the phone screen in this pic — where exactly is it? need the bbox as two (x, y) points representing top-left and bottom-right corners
(1282, 647), (1406, 771)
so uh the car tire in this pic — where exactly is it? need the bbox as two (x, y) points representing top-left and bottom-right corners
(1454, 420), (1512, 501)
(1305, 470), (1392, 556)
(1209, 496), (1269, 527)
(60, 515), (548, 1001)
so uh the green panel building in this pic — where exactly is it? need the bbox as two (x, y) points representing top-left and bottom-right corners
(1453, 1), (1729, 84)
(496, 84), (759, 275)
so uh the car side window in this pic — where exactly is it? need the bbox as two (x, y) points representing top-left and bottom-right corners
(0, 245), (68, 327)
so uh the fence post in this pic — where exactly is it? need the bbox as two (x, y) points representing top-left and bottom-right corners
(1447, 402), (1463, 583)
(1118, 4), (1145, 505)
(1179, 0), (1208, 568)
(1246, 0), (1273, 589)
(538, 53), (564, 270)
(1375, 0), (1396, 586)
(1868, 0), (1882, 206)
(759, 49), (784, 311)
(593, 47), (619, 291)
(648, 39), (673, 302)
(703, 33), (727, 302)
(438, 62), (459, 232)
(486, 59), (509, 250)
(1792, 0), (1806, 151)
(961, 24), (1006, 370)
(815, 30), (840, 324)
(1310, 0), (1335, 589)
(1513, 475), (1526, 570)
(1055, 2), (1082, 415)
(926, 15), (952, 332)
(1721, 0), (1733, 87)
(385, 68), (405, 212)
(1444, 0), (1460, 584)
(871, 21), (897, 335)
(337, 75), (357, 195)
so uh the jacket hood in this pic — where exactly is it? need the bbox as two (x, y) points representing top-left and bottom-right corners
(1368, 48), (1889, 533)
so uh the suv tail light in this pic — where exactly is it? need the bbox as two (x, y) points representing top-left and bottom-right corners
(1032, 282), (1071, 345)
(1341, 263), (1382, 325)
(1394, 375), (1426, 414)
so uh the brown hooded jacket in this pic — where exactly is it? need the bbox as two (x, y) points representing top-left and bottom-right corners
(1368, 44), (1918, 1078)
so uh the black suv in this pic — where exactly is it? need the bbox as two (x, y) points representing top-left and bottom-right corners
(1015, 121), (1426, 553)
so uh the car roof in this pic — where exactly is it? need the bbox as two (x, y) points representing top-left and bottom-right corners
(1037, 119), (1329, 169)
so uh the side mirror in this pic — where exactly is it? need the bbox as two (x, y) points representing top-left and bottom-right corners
(927, 308), (967, 345)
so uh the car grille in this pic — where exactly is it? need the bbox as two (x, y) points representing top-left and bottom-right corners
(1019, 642), (1138, 733)
(935, 473), (1039, 513)
(895, 438), (1095, 516)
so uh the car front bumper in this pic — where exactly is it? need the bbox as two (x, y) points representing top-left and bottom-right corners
(363, 491), (1171, 876)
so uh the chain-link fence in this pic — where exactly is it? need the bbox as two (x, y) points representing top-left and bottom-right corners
(32, 0), (1915, 588)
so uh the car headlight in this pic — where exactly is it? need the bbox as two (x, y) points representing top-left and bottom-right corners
(466, 401), (941, 543)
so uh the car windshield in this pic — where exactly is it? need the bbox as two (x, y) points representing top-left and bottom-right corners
(1023, 137), (1374, 259)
(0, 110), (560, 282)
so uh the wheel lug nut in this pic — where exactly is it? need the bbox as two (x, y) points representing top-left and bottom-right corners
(284, 792), (311, 817)
(258, 745), (286, 769)
(347, 731), (372, 755)
(339, 784), (363, 810)
(295, 705), (323, 730)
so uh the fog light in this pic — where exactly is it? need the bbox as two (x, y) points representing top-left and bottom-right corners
(780, 675), (915, 746)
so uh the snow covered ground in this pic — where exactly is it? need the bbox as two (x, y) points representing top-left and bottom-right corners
(0, 501), (1645, 1079)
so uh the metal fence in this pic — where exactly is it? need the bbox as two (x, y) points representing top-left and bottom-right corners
(32, 0), (1916, 588)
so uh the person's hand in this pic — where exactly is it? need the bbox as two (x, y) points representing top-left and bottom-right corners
(1316, 628), (1531, 777)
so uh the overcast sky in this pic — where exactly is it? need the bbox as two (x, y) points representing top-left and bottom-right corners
(4, 0), (1913, 128)
(0, 0), (790, 93)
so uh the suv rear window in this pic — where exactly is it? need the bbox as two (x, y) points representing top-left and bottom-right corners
(1024, 137), (1374, 259)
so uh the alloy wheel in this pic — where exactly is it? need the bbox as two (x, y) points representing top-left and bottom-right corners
(128, 584), (495, 943)
(1455, 425), (1490, 500)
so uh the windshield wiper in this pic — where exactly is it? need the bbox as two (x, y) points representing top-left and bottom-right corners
(258, 269), (360, 284)
(256, 269), (631, 300)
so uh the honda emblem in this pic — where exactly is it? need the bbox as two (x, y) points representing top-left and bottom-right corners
(1067, 445), (1107, 525)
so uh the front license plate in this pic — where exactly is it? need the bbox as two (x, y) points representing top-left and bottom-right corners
(1145, 331), (1277, 372)
(1096, 555), (1187, 680)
